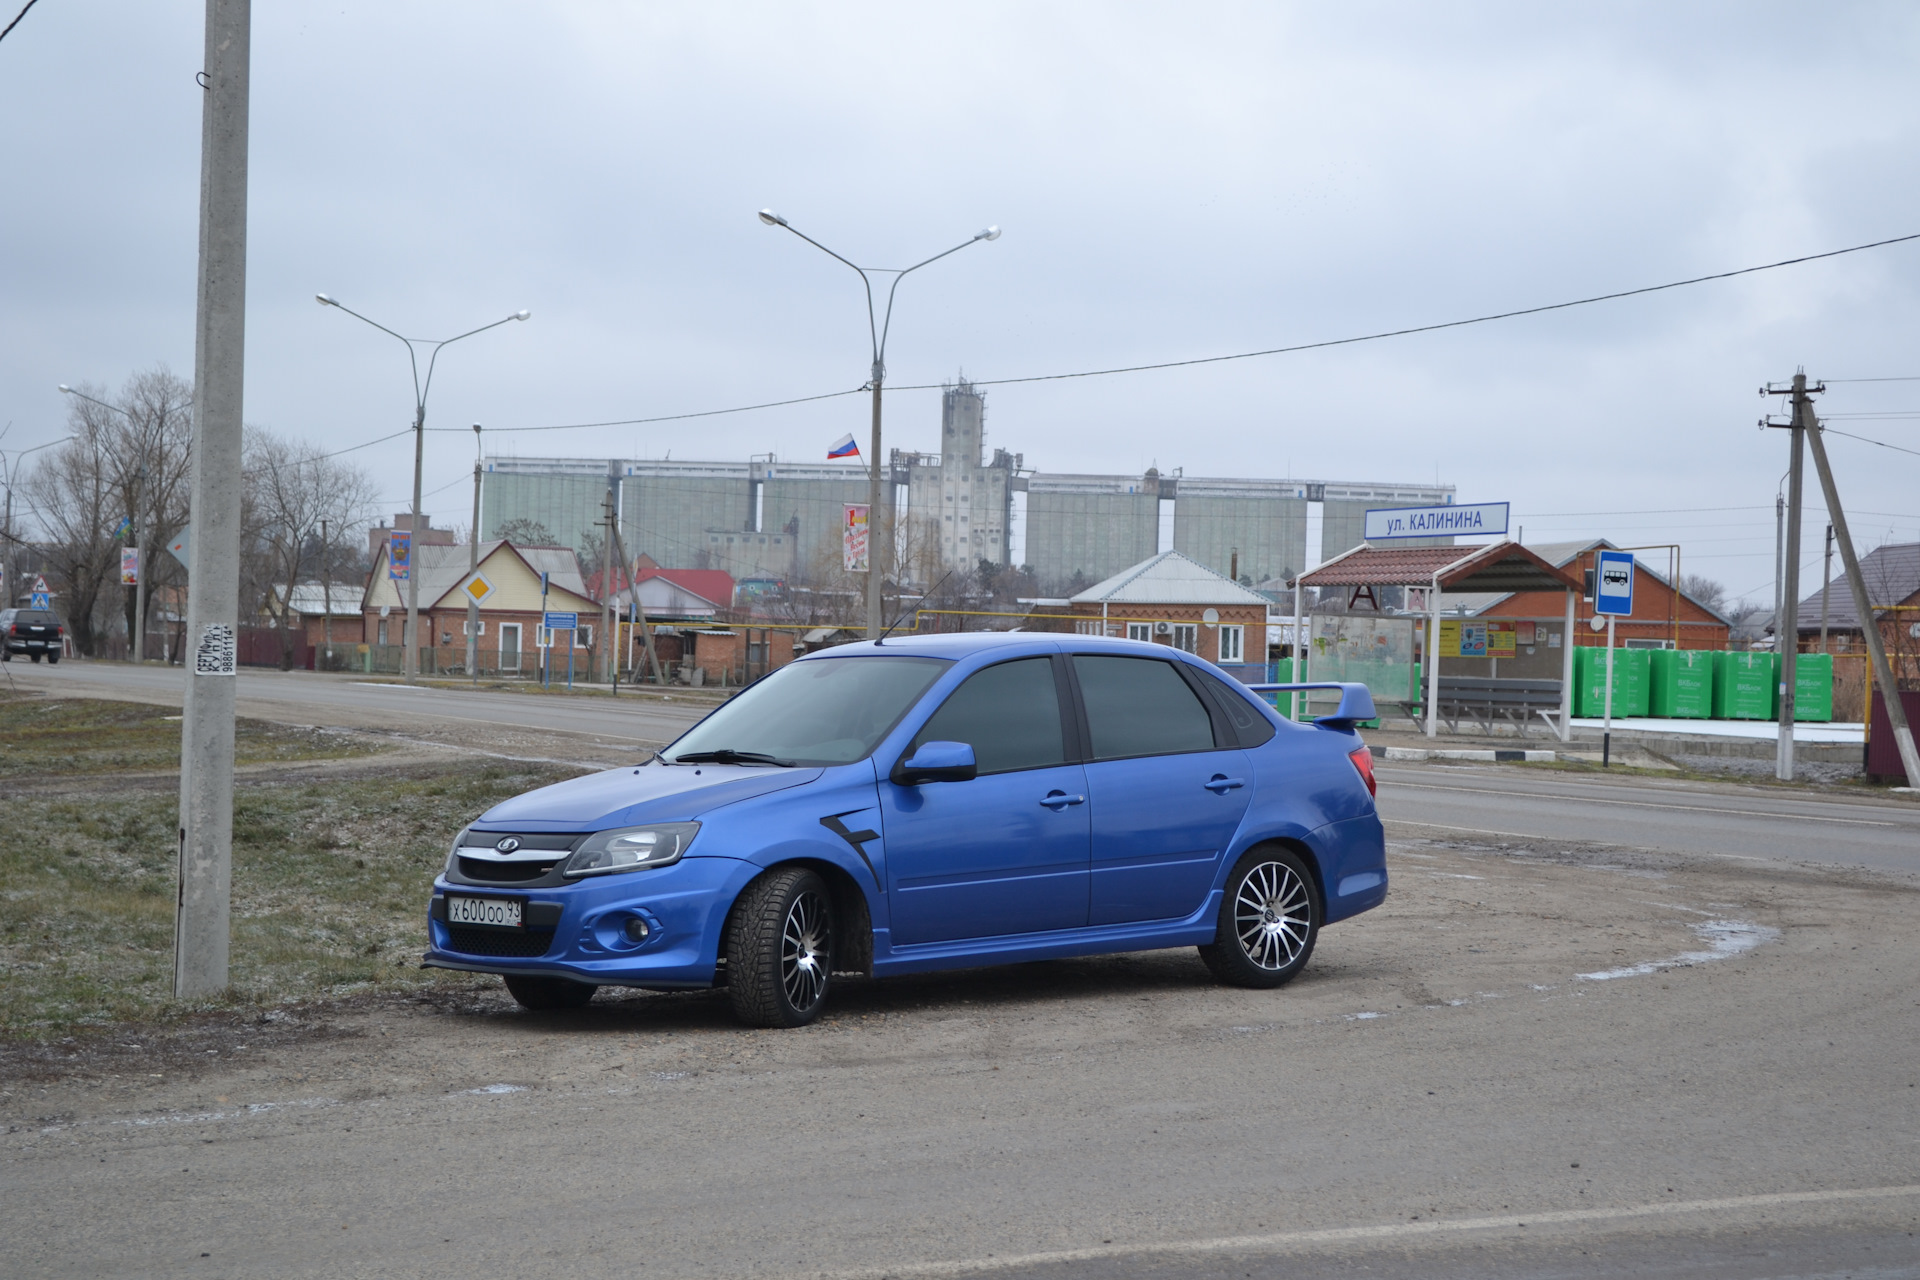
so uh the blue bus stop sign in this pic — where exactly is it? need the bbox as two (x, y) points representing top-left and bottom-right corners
(1595, 550), (1634, 617)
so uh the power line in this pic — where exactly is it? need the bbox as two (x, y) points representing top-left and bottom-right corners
(449, 230), (1920, 436)
(1821, 427), (1920, 459)
(0, 0), (39, 46)
(1822, 375), (1920, 383)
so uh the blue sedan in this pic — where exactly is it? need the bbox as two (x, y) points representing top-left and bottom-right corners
(423, 633), (1386, 1026)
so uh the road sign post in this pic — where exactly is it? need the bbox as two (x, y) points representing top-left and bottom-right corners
(1593, 550), (1635, 767)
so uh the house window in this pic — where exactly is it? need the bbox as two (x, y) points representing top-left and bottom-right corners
(1127, 622), (1151, 642)
(1074, 620), (1103, 635)
(377, 620), (388, 646)
(1171, 623), (1198, 653)
(463, 619), (486, 636)
(1217, 624), (1244, 663)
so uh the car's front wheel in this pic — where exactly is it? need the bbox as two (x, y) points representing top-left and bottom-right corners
(503, 974), (598, 1010)
(726, 866), (833, 1028)
(1198, 847), (1320, 988)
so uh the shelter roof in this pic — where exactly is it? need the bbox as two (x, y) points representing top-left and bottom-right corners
(274, 583), (363, 617)
(1069, 550), (1270, 606)
(1298, 541), (1582, 595)
(1794, 540), (1920, 631)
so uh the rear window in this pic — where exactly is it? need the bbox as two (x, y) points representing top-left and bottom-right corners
(1194, 669), (1276, 747)
(12, 611), (60, 627)
(1072, 655), (1218, 760)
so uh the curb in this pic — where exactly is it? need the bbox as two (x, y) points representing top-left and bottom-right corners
(1380, 747), (1556, 763)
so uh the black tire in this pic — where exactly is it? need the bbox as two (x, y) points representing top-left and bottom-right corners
(1198, 846), (1320, 988)
(503, 974), (598, 1010)
(46, 652), (58, 665)
(726, 866), (833, 1028)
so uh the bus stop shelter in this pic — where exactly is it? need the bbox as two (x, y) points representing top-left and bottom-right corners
(1295, 541), (1585, 739)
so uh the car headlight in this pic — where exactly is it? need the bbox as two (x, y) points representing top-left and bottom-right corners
(562, 823), (700, 878)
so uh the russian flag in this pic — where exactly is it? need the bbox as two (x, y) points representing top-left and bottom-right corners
(827, 433), (860, 460)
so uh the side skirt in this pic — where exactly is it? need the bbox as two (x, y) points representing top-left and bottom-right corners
(871, 893), (1224, 977)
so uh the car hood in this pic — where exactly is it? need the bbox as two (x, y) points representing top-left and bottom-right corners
(473, 761), (824, 832)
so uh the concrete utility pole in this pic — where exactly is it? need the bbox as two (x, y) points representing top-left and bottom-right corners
(132, 462), (148, 662)
(757, 210), (999, 636)
(1800, 397), (1920, 788)
(466, 424), (481, 686)
(175, 0), (251, 999)
(600, 469), (616, 689)
(319, 517), (331, 665)
(609, 521), (664, 684)
(1771, 374), (1809, 782)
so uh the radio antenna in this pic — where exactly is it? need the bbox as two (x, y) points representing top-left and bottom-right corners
(875, 569), (953, 645)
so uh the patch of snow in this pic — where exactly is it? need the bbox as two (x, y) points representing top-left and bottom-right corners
(1577, 919), (1778, 981)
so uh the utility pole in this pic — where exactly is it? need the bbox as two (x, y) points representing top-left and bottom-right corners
(319, 517), (331, 666)
(1764, 373), (1810, 782)
(466, 424), (481, 686)
(1800, 395), (1920, 788)
(610, 521), (664, 684)
(131, 462), (148, 662)
(176, 0), (250, 999)
(1818, 523), (1834, 653)
(600, 471), (616, 691)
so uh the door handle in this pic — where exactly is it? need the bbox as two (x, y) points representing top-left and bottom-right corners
(1039, 791), (1086, 810)
(1204, 776), (1245, 793)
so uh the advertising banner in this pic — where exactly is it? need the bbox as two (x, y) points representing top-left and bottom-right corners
(120, 547), (140, 586)
(843, 504), (870, 572)
(388, 530), (411, 581)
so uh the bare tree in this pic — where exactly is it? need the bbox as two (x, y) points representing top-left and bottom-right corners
(494, 517), (558, 546)
(244, 428), (378, 669)
(1679, 573), (1729, 617)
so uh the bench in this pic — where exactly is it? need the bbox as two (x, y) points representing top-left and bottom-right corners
(1433, 676), (1564, 736)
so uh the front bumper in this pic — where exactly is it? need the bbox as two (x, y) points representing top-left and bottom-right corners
(423, 854), (760, 989)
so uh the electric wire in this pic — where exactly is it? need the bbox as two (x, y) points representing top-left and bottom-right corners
(0, 0), (39, 46)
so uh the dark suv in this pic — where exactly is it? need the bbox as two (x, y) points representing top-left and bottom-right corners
(0, 608), (64, 663)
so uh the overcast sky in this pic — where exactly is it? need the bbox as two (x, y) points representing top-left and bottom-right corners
(4, 2), (1918, 605)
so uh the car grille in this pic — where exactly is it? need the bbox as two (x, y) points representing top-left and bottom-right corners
(446, 927), (556, 958)
(457, 856), (560, 883)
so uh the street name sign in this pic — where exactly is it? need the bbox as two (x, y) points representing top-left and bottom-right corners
(1364, 502), (1509, 541)
(544, 611), (577, 631)
(1595, 550), (1635, 616)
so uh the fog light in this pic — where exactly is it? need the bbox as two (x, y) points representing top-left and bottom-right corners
(623, 917), (651, 943)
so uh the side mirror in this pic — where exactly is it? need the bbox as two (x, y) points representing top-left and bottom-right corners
(893, 740), (977, 785)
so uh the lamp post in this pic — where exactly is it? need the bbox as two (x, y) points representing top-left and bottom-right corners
(58, 385), (157, 662)
(467, 422), (482, 686)
(316, 295), (528, 683)
(1, 434), (73, 610)
(756, 210), (999, 637)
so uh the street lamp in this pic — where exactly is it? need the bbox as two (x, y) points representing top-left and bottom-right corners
(757, 211), (1000, 636)
(0, 432), (74, 612)
(316, 294), (529, 684)
(57, 385), (157, 662)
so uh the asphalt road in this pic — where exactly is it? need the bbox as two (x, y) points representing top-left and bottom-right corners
(1, 658), (710, 745)
(1374, 762), (1920, 874)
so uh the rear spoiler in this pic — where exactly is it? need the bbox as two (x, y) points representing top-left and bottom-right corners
(1244, 682), (1377, 730)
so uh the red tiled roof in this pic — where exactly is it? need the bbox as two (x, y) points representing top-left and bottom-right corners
(587, 566), (734, 607)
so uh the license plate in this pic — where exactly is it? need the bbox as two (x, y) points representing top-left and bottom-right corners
(447, 896), (522, 928)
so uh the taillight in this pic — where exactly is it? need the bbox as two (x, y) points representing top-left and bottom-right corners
(1348, 744), (1377, 798)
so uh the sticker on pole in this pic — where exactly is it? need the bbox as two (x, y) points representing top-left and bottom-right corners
(843, 504), (870, 572)
(194, 623), (237, 676)
(464, 573), (494, 604)
(1594, 550), (1635, 616)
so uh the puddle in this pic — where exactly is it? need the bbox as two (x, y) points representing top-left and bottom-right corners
(1577, 919), (1779, 981)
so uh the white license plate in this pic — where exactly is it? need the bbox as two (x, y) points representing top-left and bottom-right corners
(447, 896), (522, 928)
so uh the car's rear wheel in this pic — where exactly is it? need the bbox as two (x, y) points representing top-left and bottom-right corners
(502, 974), (598, 1010)
(726, 866), (833, 1028)
(46, 652), (58, 664)
(1198, 847), (1319, 988)
(29, 652), (41, 663)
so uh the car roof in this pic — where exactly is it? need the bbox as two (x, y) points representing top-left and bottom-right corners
(794, 631), (1216, 664)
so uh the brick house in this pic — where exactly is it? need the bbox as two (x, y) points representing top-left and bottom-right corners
(1055, 551), (1270, 671)
(362, 539), (598, 675)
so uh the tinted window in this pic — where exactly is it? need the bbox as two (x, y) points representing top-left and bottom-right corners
(666, 655), (948, 766)
(913, 657), (1066, 775)
(1195, 669), (1276, 747)
(1073, 656), (1217, 760)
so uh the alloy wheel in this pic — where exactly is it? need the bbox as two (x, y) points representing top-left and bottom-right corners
(1234, 860), (1311, 970)
(781, 888), (830, 1012)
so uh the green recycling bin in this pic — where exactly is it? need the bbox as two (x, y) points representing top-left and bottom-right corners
(1573, 645), (1651, 718)
(1264, 658), (1295, 717)
(1649, 649), (1714, 719)
(1792, 653), (1833, 722)
(1713, 651), (1776, 719)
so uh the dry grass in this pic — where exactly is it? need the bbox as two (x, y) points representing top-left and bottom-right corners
(0, 694), (381, 776)
(0, 693), (583, 1040)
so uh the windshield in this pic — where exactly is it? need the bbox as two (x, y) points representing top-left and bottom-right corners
(664, 655), (950, 766)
